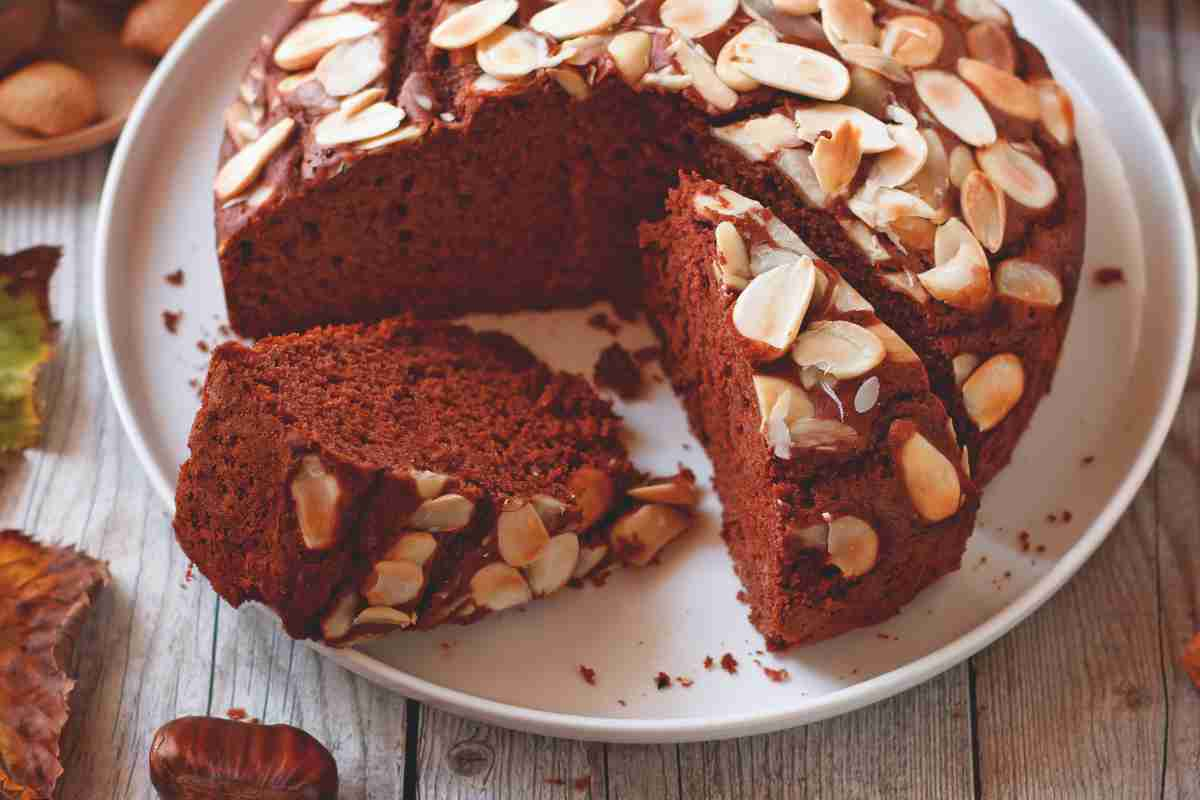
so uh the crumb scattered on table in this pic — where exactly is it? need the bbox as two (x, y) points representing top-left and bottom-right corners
(162, 310), (181, 334)
(677, 676), (693, 687)
(1019, 530), (1031, 552)
(720, 653), (738, 675)
(1093, 266), (1126, 286)
(654, 672), (671, 689)
(579, 665), (596, 685)
(165, 269), (184, 286)
(704, 655), (715, 670)
(761, 666), (790, 683)
(1081, 455), (1095, 466)
(225, 708), (247, 721)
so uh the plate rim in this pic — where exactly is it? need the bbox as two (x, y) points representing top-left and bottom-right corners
(93, 0), (1198, 743)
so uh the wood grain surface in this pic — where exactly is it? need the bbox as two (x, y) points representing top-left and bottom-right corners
(0, 1), (1196, 797)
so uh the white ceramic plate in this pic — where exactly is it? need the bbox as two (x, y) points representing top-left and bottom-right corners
(95, 0), (1196, 743)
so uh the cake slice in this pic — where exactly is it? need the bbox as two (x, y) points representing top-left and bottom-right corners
(640, 176), (978, 648)
(173, 320), (696, 645)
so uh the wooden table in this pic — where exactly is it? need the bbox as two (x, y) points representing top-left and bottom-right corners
(2, 2), (1197, 797)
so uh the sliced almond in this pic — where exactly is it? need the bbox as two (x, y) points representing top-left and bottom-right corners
(794, 103), (893, 153)
(963, 352), (1024, 431)
(919, 218), (992, 311)
(955, 0), (1010, 26)
(913, 69), (996, 147)
(526, 533), (581, 595)
(837, 44), (910, 85)
(409, 493), (475, 532)
(843, 63), (892, 117)
(753, 375), (814, 431)
(358, 123), (427, 151)
(831, 277), (874, 312)
(640, 69), (694, 91)
(976, 140), (1058, 210)
(948, 143), (977, 187)
(628, 477), (699, 507)
(765, 386), (813, 457)
(888, 215), (937, 251)
(775, 0), (820, 12)
(870, 321), (920, 363)
(960, 169), (1007, 253)
(787, 418), (861, 452)
(660, 0), (736, 39)
(530, 494), (569, 532)
(610, 504), (691, 567)
(774, 148), (829, 207)
(362, 560), (425, 606)
(827, 516), (879, 577)
(568, 466), (616, 530)
(853, 375), (881, 414)
(530, 0), (626, 40)
(714, 220), (752, 289)
(952, 352), (980, 386)
(214, 117), (295, 201)
(712, 113), (801, 162)
(908, 128), (950, 207)
(810, 120), (862, 196)
(693, 186), (761, 219)
(315, 34), (386, 97)
(819, 0), (878, 46)
(670, 34), (739, 112)
(881, 15), (943, 67)
(552, 67), (590, 99)
(321, 590), (359, 641)
(732, 41), (851, 101)
(224, 102), (260, 149)
(868, 123), (929, 187)
(965, 22), (1016, 73)
(274, 13), (381, 70)
(470, 563), (532, 611)
(840, 218), (890, 261)
(894, 426), (962, 522)
(564, 33), (613, 65)
(716, 23), (777, 92)
(277, 71), (318, 94)
(1032, 78), (1075, 147)
(410, 469), (450, 499)
(476, 25), (543, 78)
(313, 101), (404, 146)
(957, 58), (1039, 121)
(290, 453), (341, 551)
(791, 320), (886, 380)
(572, 544), (609, 578)
(429, 0), (518, 49)
(497, 499), (551, 567)
(608, 30), (652, 84)
(880, 269), (930, 303)
(352, 606), (414, 629)
(733, 258), (817, 356)
(995, 258), (1063, 308)
(384, 532), (438, 567)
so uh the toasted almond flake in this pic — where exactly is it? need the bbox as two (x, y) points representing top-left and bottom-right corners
(843, 63), (891, 117)
(963, 353), (1024, 431)
(753, 375), (814, 432)
(948, 143), (977, 187)
(214, 117), (295, 201)
(955, 0), (1010, 26)
(476, 25), (544, 78)
(837, 43), (910, 84)
(608, 30), (652, 83)
(790, 520), (829, 550)
(894, 426), (962, 522)
(965, 22), (1016, 73)
(809, 120), (862, 196)
(788, 418), (861, 452)
(573, 544), (609, 578)
(660, 0), (736, 39)
(670, 34), (739, 112)
(750, 233), (817, 275)
(716, 23), (776, 91)
(362, 560), (425, 606)
(794, 103), (893, 153)
(530, 495), (569, 531)
(908, 128), (950, 205)
(290, 453), (341, 551)
(853, 375), (881, 414)
(563, 33), (611, 64)
(339, 86), (385, 115)
(831, 275), (874, 312)
(430, 0), (518, 49)
(410, 469), (450, 499)
(732, 41), (850, 101)
(952, 353), (980, 386)
(321, 590), (359, 640)
(733, 258), (817, 355)
(819, 0), (878, 46)
(913, 69), (996, 147)
(773, 148), (829, 207)
(550, 67), (590, 98)
(531, 0), (626, 40)
(385, 532), (438, 567)
(957, 58), (1039, 120)
(629, 478), (700, 507)
(352, 606), (414, 629)
(569, 466), (616, 530)
(792, 320), (886, 379)
(870, 321), (920, 363)
(526, 533), (580, 595)
(881, 15), (943, 67)
(976, 140), (1058, 209)
(277, 70), (318, 93)
(868, 123), (928, 187)
(886, 103), (918, 128)
(274, 12), (381, 70)
(409, 493), (475, 532)
(849, 183), (937, 230)
(919, 218), (992, 311)
(470, 563), (532, 610)
(314, 100), (404, 146)
(497, 499), (551, 567)
(316, 34), (386, 96)
(827, 516), (879, 576)
(692, 186), (761, 219)
(358, 123), (427, 150)
(840, 218), (890, 261)
(880, 269), (930, 303)
(224, 101), (259, 149)
(1032, 79), (1075, 147)
(714, 220), (752, 288)
(960, 169), (1006, 252)
(775, 0), (821, 14)
(995, 259), (1062, 308)
(610, 504), (691, 566)
(712, 112), (801, 162)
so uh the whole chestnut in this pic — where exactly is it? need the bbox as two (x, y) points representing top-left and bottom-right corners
(0, 0), (56, 76)
(148, 716), (338, 800)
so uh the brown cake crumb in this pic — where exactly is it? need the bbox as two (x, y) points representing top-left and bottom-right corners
(617, 700), (626, 707)
(1036, 545), (1046, 554)
(1019, 531), (1031, 552)
(677, 676), (694, 687)
(225, 708), (247, 721)
(720, 653), (738, 674)
(162, 310), (181, 334)
(586, 312), (621, 336)
(1046, 513), (1058, 523)
(736, 590), (749, 604)
(196, 340), (209, 353)
(1081, 455), (1095, 466)
(761, 666), (790, 683)
(218, 324), (232, 338)
(703, 656), (715, 670)
(1094, 267), (1126, 286)
(594, 343), (642, 399)
(1063, 510), (1073, 523)
(165, 269), (184, 286)
(633, 346), (661, 365)
(1181, 634), (1200, 689)
(654, 672), (672, 689)
(579, 665), (596, 685)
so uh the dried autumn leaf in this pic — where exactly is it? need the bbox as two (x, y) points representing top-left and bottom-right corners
(0, 247), (58, 453)
(0, 529), (110, 800)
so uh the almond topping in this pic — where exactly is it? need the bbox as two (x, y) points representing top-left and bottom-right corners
(995, 259), (1063, 308)
(313, 99), (404, 146)
(753, 375), (814, 432)
(837, 44), (910, 84)
(840, 218), (890, 261)
(410, 469), (450, 499)
(214, 117), (295, 201)
(409, 493), (475, 532)
(385, 532), (438, 567)
(913, 69), (997, 147)
(794, 103), (894, 153)
(321, 590), (359, 641)
(774, 0), (820, 12)
(497, 499), (551, 567)
(733, 257), (818, 357)
(568, 466), (616, 530)
(693, 186), (762, 219)
(948, 143), (977, 188)
(670, 34), (739, 113)
(610, 504), (691, 567)
(660, 0), (736, 39)
(963, 353), (1024, 431)
(530, 494), (569, 532)
(819, 0), (878, 47)
(894, 425), (962, 522)
(918, 217), (992, 311)
(290, 453), (341, 551)
(714, 220), (752, 289)
(429, 0), (518, 49)
(867, 123), (928, 187)
(274, 12), (381, 70)
(628, 477), (699, 507)
(470, 563), (532, 611)
(716, 24), (776, 92)
(572, 544), (609, 578)
(827, 516), (879, 577)
(786, 418), (861, 453)
(713, 113), (801, 162)
(732, 42), (851, 101)
(957, 58), (1039, 121)
(810, 120), (863, 196)
(362, 560), (425, 606)
(960, 169), (1007, 253)
(870, 321), (920, 363)
(952, 353), (980, 386)
(608, 30), (652, 84)
(955, 0), (1010, 26)
(853, 375), (881, 414)
(791, 320), (886, 380)
(881, 15), (943, 67)
(352, 606), (414, 629)
(476, 25), (544, 78)
(965, 22), (1016, 73)
(526, 533), (580, 595)
(530, 0), (626, 40)
(315, 34), (386, 96)
(976, 140), (1058, 209)
(1032, 79), (1075, 147)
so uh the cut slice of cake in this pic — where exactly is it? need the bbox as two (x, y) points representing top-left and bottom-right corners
(173, 320), (696, 645)
(640, 176), (978, 648)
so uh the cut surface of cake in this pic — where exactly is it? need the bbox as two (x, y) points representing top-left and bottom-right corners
(173, 320), (697, 645)
(641, 176), (978, 647)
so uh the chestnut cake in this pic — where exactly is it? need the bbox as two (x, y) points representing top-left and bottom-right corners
(174, 320), (698, 644)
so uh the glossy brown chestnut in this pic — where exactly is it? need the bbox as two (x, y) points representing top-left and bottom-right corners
(148, 716), (338, 799)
